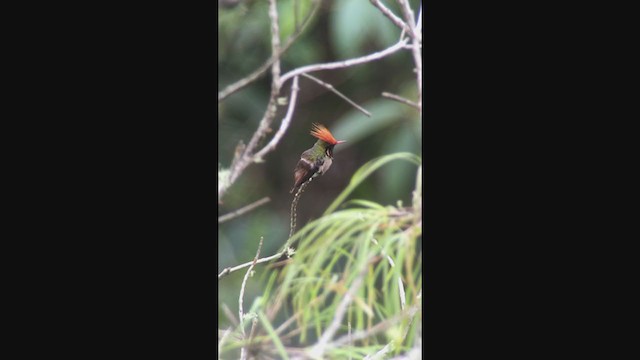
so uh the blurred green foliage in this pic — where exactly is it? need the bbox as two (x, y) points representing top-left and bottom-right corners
(218, 0), (421, 350)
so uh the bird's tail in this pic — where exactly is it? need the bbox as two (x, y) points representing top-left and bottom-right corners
(289, 179), (311, 240)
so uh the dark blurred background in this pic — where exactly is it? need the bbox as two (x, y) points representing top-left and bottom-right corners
(218, 0), (421, 323)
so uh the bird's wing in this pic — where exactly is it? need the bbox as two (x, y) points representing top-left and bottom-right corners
(292, 156), (318, 190)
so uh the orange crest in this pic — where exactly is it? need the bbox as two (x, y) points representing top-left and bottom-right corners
(310, 123), (340, 145)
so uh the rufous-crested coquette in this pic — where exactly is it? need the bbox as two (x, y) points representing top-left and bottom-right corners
(290, 123), (346, 194)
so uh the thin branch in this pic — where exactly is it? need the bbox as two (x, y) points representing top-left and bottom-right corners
(396, 0), (422, 114)
(222, 302), (239, 327)
(381, 91), (420, 109)
(332, 304), (420, 347)
(217, 0), (320, 102)
(219, 6), (413, 202)
(280, 325), (305, 341)
(369, 0), (414, 39)
(238, 0), (283, 159)
(218, 197), (271, 223)
(218, 249), (288, 279)
(219, 0), (284, 202)
(415, 5), (422, 36)
(395, 0), (416, 32)
(239, 236), (264, 360)
(267, 0), (281, 85)
(279, 38), (409, 87)
(253, 76), (300, 161)
(302, 73), (371, 117)
(289, 304), (420, 359)
(365, 342), (394, 360)
(218, 327), (233, 360)
(368, 300), (419, 359)
(307, 258), (372, 359)
(274, 289), (331, 336)
(248, 317), (259, 345)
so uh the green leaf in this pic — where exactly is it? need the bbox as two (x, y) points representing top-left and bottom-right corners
(258, 311), (290, 360)
(324, 152), (421, 215)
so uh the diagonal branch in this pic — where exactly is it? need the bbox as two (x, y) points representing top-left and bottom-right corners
(218, 197), (271, 223)
(218, 248), (290, 279)
(267, 0), (281, 86)
(219, 4), (414, 202)
(396, 0), (422, 114)
(218, 0), (320, 102)
(332, 304), (420, 347)
(279, 38), (409, 87)
(218, 327), (233, 360)
(369, 0), (414, 40)
(219, 0), (283, 202)
(307, 258), (373, 359)
(253, 76), (301, 162)
(219, 75), (300, 202)
(381, 91), (420, 109)
(302, 73), (371, 117)
(239, 236), (264, 360)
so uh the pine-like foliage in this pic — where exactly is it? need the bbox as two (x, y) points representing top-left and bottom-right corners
(220, 153), (422, 359)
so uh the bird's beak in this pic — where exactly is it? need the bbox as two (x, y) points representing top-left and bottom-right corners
(336, 140), (347, 144)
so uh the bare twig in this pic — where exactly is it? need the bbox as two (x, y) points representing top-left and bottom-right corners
(280, 326), (305, 341)
(218, 54), (278, 103)
(279, 38), (409, 87)
(381, 91), (420, 109)
(219, 4), (416, 202)
(415, 5), (422, 35)
(302, 73), (371, 117)
(368, 300), (419, 359)
(239, 236), (264, 360)
(218, 0), (284, 202)
(218, 197), (271, 223)
(274, 288), (332, 336)
(218, 327), (233, 360)
(369, 0), (414, 39)
(253, 76), (300, 162)
(218, 249), (288, 279)
(289, 305), (421, 360)
(365, 342), (394, 360)
(220, 11), (414, 202)
(396, 0), (422, 114)
(332, 304), (420, 347)
(307, 259), (372, 359)
(248, 317), (259, 345)
(267, 0), (281, 85)
(396, 0), (417, 39)
(218, 0), (319, 102)
(237, 0), (282, 161)
(222, 302), (239, 327)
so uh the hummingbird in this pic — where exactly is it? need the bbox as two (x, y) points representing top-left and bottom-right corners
(290, 123), (346, 194)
